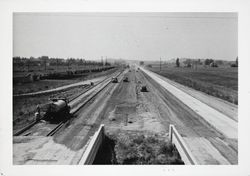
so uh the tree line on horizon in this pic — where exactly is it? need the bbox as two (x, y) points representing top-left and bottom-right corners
(175, 57), (238, 68)
(13, 56), (111, 68)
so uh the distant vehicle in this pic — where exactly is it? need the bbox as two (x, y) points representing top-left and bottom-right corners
(141, 85), (148, 92)
(43, 98), (71, 122)
(111, 77), (118, 83)
(123, 77), (129, 82)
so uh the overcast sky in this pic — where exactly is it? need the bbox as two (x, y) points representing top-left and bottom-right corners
(13, 12), (237, 61)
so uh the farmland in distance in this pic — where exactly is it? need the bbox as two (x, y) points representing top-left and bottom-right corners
(148, 65), (238, 104)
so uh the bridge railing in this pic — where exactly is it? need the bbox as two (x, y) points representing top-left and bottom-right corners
(78, 124), (105, 165)
(169, 124), (198, 165)
(79, 124), (198, 165)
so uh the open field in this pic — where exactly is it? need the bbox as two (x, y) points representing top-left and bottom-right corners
(13, 67), (117, 94)
(13, 64), (112, 76)
(14, 79), (78, 95)
(147, 65), (238, 104)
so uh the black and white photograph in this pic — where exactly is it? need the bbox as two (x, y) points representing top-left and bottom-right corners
(12, 12), (238, 165)
(1, 0), (250, 175)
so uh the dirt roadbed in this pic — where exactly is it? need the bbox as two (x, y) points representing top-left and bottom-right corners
(13, 68), (238, 165)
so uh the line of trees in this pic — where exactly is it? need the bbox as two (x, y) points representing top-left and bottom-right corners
(175, 57), (238, 68)
(13, 56), (111, 68)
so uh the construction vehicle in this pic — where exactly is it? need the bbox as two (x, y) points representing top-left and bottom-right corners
(111, 77), (118, 83)
(43, 98), (71, 122)
(141, 85), (148, 92)
(123, 77), (129, 82)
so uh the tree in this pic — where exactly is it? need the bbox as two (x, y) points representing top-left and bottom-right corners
(198, 59), (201, 65)
(13, 56), (21, 63)
(79, 59), (84, 65)
(140, 61), (144, 65)
(176, 58), (180, 67)
(231, 56), (238, 67)
(215, 60), (223, 65)
(67, 59), (71, 70)
(183, 59), (191, 67)
(210, 62), (218, 67)
(40, 56), (49, 71)
(204, 59), (214, 65)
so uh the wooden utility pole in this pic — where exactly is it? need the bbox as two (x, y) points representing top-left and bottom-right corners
(160, 57), (161, 71)
(27, 59), (30, 72)
(56, 58), (58, 71)
(67, 59), (70, 70)
(44, 60), (46, 71)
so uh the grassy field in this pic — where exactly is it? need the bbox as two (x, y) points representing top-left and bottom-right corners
(13, 64), (111, 76)
(13, 67), (117, 94)
(148, 65), (238, 104)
